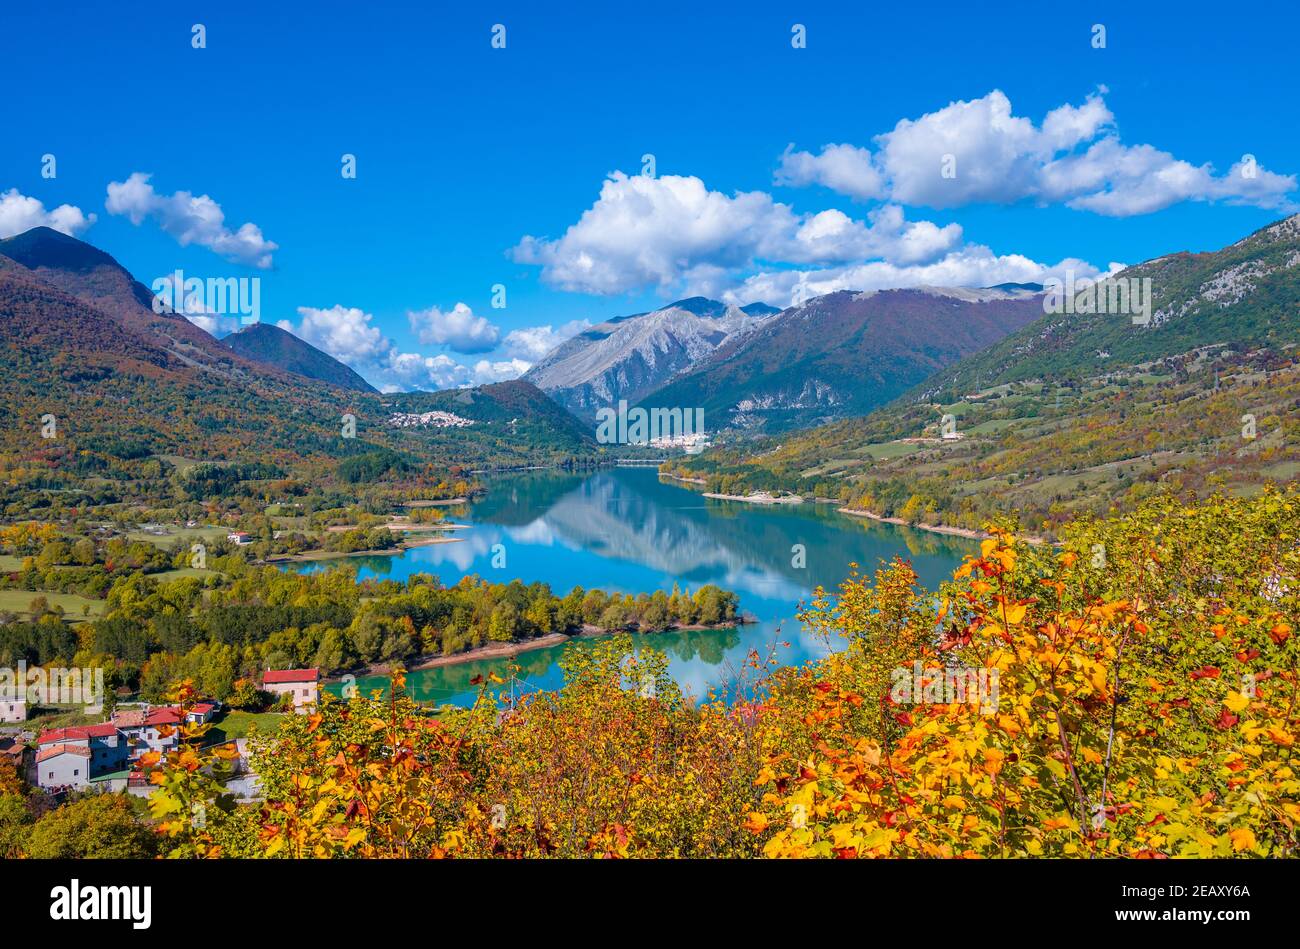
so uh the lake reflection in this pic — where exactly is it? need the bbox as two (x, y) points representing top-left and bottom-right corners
(300, 466), (976, 706)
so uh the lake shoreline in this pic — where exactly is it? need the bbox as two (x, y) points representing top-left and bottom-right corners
(324, 617), (755, 683)
(660, 471), (1047, 544)
(837, 507), (988, 539)
(265, 535), (463, 563)
(838, 507), (1050, 546)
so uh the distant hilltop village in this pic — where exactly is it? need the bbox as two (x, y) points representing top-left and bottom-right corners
(596, 401), (709, 452)
(650, 431), (710, 454)
(386, 410), (476, 429)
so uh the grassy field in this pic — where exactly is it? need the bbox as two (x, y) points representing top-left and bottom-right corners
(202, 710), (287, 744)
(148, 566), (219, 581)
(963, 417), (1024, 436)
(0, 554), (23, 571)
(153, 455), (210, 474)
(860, 441), (924, 460)
(18, 705), (103, 731)
(125, 524), (228, 548)
(801, 441), (921, 477)
(0, 589), (105, 619)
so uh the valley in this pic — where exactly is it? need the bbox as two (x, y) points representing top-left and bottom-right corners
(2, 204), (1298, 868)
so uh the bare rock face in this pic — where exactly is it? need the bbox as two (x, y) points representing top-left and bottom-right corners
(523, 297), (777, 422)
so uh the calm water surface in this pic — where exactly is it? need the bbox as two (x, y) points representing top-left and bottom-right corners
(297, 467), (976, 707)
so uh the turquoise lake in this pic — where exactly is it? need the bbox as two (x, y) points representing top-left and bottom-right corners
(296, 466), (977, 707)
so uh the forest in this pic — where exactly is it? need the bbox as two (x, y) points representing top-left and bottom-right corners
(0, 553), (739, 705)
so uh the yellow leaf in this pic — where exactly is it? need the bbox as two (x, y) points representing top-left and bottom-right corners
(1228, 828), (1256, 852)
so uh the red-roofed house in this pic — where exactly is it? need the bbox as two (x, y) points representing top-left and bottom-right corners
(144, 707), (183, 727)
(261, 668), (319, 713)
(140, 707), (181, 757)
(186, 702), (217, 724)
(35, 723), (124, 789)
(113, 706), (182, 759)
(36, 722), (119, 745)
(36, 744), (92, 788)
(111, 709), (147, 729)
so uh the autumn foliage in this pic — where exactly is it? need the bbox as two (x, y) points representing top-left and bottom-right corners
(154, 487), (1300, 858)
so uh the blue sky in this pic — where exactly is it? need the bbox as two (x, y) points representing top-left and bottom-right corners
(2, 0), (1296, 391)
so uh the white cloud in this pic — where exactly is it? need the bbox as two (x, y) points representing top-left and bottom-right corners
(383, 351), (474, 391)
(728, 246), (1116, 309)
(513, 172), (780, 295)
(407, 302), (500, 353)
(380, 353), (530, 390)
(1049, 145), (1297, 217)
(875, 90), (1089, 207)
(787, 205), (962, 266)
(105, 172), (278, 268)
(186, 313), (241, 336)
(280, 304), (532, 392)
(280, 305), (390, 364)
(185, 310), (241, 335)
(512, 89), (1296, 308)
(472, 358), (532, 383)
(500, 319), (591, 361)
(777, 89), (1296, 216)
(774, 143), (886, 200)
(0, 189), (96, 239)
(512, 172), (959, 296)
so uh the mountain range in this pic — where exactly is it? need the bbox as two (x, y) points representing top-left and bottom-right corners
(523, 286), (1046, 434)
(638, 286), (1045, 433)
(0, 226), (263, 382)
(5, 211), (1297, 523)
(665, 214), (1300, 536)
(0, 228), (593, 480)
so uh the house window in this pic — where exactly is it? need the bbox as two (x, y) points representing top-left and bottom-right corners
(73, 769), (79, 776)
(47, 771), (53, 779)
